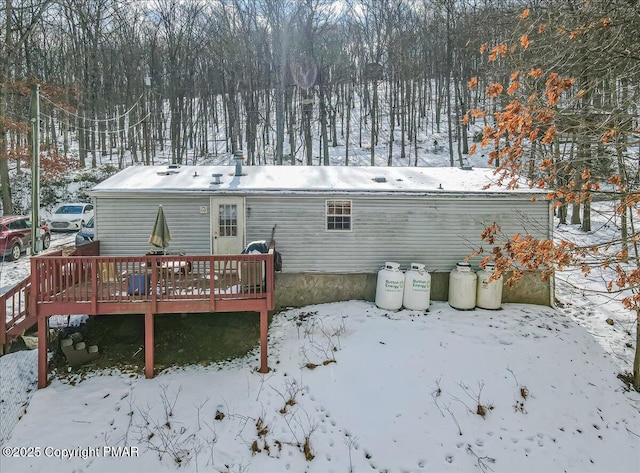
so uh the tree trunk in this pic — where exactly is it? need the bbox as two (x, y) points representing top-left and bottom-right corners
(286, 86), (295, 165)
(274, 34), (286, 165)
(144, 91), (151, 165)
(582, 199), (591, 232)
(446, 74), (454, 167)
(528, 141), (537, 180)
(570, 200), (581, 225)
(554, 140), (567, 224)
(243, 90), (257, 165)
(370, 80), (377, 166)
(330, 89), (338, 148)
(388, 79), (395, 166)
(400, 79), (407, 160)
(78, 113), (87, 168)
(345, 83), (352, 166)
(580, 140), (591, 232)
(616, 141), (629, 260)
(635, 313), (640, 391)
(170, 95), (179, 164)
(570, 141), (581, 225)
(434, 75), (441, 133)
(0, 82), (12, 215)
(118, 105), (126, 169)
(303, 90), (313, 165)
(319, 84), (329, 165)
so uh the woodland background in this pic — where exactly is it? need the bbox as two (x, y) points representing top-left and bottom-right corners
(0, 0), (635, 213)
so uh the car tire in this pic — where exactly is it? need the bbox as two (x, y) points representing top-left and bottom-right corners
(42, 232), (51, 249)
(11, 243), (21, 261)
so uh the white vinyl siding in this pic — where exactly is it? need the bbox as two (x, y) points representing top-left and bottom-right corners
(95, 196), (211, 256)
(245, 195), (550, 273)
(93, 192), (549, 274)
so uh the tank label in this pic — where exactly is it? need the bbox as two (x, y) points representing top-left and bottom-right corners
(411, 280), (431, 291)
(385, 280), (404, 292)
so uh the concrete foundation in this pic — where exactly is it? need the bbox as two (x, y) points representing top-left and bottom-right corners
(274, 271), (551, 309)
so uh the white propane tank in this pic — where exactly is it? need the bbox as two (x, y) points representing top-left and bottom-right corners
(375, 262), (405, 311)
(476, 262), (503, 309)
(403, 263), (431, 311)
(448, 262), (477, 310)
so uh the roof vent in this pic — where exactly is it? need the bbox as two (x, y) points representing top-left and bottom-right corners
(211, 173), (223, 185)
(156, 163), (181, 176)
(373, 176), (387, 183)
(233, 150), (245, 176)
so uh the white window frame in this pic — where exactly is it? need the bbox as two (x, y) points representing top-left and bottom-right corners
(325, 199), (352, 232)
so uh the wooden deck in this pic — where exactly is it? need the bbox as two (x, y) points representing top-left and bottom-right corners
(1, 241), (275, 388)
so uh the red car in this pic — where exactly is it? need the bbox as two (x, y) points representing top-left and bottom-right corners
(0, 215), (51, 261)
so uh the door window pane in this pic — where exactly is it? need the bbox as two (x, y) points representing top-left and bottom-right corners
(219, 204), (237, 236)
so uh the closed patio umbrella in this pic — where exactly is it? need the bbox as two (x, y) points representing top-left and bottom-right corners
(149, 205), (171, 253)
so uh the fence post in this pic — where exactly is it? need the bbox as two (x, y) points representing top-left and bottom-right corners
(145, 312), (154, 378)
(259, 309), (269, 373)
(266, 250), (275, 310)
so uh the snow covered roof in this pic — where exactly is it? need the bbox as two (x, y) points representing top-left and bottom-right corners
(89, 164), (539, 196)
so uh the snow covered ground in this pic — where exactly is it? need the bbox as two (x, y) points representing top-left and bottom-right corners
(0, 300), (638, 473)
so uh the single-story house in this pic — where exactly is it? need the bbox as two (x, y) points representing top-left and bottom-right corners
(88, 163), (552, 307)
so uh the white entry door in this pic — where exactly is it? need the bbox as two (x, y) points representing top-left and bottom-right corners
(211, 197), (244, 254)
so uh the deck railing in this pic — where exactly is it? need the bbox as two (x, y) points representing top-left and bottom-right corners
(0, 275), (31, 345)
(3, 242), (275, 348)
(1, 249), (66, 347)
(30, 251), (275, 316)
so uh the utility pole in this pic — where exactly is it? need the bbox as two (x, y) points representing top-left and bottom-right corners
(144, 74), (151, 165)
(30, 84), (41, 255)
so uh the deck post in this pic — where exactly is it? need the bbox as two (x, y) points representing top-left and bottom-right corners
(145, 312), (154, 378)
(259, 309), (269, 373)
(37, 316), (48, 388)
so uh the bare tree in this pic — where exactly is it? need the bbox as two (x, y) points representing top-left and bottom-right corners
(1, 0), (53, 214)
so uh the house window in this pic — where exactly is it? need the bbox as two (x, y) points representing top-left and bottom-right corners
(219, 204), (237, 236)
(326, 200), (352, 231)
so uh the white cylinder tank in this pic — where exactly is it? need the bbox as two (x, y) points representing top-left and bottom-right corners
(476, 262), (503, 309)
(448, 262), (477, 310)
(375, 262), (405, 311)
(403, 263), (431, 311)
